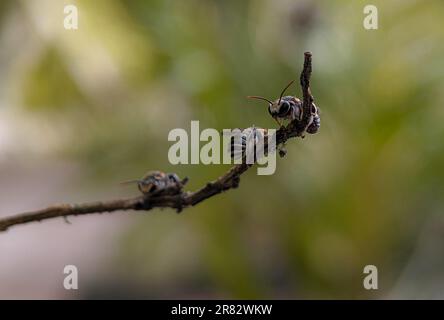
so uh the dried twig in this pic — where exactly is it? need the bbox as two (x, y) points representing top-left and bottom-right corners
(0, 52), (315, 232)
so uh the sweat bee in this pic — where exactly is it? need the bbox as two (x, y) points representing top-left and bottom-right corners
(247, 80), (320, 134)
(121, 171), (186, 195)
(228, 126), (271, 161)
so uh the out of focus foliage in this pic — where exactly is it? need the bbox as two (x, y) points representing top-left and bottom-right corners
(1, 0), (444, 298)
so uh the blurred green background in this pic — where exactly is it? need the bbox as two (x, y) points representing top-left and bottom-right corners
(0, 0), (444, 299)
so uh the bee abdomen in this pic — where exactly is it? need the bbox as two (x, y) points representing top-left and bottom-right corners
(229, 127), (269, 160)
(306, 115), (320, 134)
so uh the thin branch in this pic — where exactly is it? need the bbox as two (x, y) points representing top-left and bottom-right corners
(0, 52), (315, 232)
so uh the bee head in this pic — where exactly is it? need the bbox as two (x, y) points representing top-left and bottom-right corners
(247, 80), (295, 118)
(275, 99), (292, 117)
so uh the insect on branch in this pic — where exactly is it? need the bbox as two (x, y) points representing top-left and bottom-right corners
(0, 52), (316, 232)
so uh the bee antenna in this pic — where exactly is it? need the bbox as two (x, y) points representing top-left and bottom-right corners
(278, 80), (295, 105)
(247, 96), (273, 105)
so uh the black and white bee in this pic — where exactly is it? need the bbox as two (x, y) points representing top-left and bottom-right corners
(247, 80), (320, 134)
(121, 171), (186, 195)
(228, 126), (271, 161)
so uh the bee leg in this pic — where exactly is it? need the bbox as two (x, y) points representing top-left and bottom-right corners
(274, 118), (282, 128)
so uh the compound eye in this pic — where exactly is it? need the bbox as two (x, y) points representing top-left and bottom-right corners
(278, 101), (290, 116)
